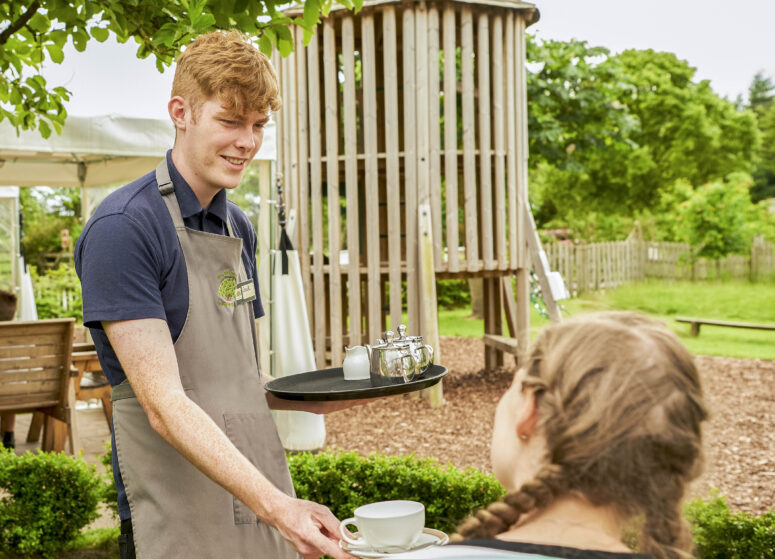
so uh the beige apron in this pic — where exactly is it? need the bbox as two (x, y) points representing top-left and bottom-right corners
(111, 161), (298, 559)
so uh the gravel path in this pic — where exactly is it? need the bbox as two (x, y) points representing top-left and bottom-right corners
(325, 337), (775, 515)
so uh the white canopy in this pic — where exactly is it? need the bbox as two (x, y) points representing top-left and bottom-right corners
(0, 113), (276, 189)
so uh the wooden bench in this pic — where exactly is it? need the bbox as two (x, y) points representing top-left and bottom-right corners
(0, 318), (80, 453)
(676, 317), (775, 337)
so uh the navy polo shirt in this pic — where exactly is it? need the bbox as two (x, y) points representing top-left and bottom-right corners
(74, 150), (264, 521)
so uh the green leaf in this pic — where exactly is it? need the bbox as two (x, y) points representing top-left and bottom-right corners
(303, 0), (320, 30)
(90, 27), (110, 43)
(28, 12), (51, 34)
(258, 34), (272, 56)
(45, 44), (65, 64)
(38, 119), (52, 139)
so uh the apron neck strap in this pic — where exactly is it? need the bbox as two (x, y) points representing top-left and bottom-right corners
(155, 159), (235, 238)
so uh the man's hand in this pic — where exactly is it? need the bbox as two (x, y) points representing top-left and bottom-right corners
(269, 494), (354, 559)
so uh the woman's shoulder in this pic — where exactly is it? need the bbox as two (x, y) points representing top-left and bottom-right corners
(391, 539), (652, 559)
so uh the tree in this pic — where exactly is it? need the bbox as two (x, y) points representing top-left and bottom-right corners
(748, 72), (775, 202)
(612, 49), (759, 195)
(0, 0), (361, 138)
(675, 173), (757, 271)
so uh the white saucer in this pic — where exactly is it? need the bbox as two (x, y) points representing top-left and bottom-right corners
(340, 527), (449, 557)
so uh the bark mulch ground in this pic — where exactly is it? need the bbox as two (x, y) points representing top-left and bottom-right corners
(325, 336), (775, 515)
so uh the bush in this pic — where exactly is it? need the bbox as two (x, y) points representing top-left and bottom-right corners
(288, 451), (505, 534)
(0, 449), (102, 558)
(436, 280), (471, 310)
(29, 264), (83, 322)
(686, 493), (775, 559)
(98, 441), (119, 520)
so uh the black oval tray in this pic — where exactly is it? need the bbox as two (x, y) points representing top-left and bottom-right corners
(264, 364), (448, 401)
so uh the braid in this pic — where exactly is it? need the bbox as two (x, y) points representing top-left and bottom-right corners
(639, 473), (695, 559)
(451, 464), (566, 542)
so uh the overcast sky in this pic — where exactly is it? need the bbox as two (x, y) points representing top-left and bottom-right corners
(40, 0), (775, 119)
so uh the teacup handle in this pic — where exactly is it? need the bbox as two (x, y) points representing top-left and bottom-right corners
(339, 517), (362, 546)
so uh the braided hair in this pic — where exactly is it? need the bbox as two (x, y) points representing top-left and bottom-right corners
(452, 312), (707, 559)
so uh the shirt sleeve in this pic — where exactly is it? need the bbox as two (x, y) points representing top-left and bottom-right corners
(76, 213), (168, 329)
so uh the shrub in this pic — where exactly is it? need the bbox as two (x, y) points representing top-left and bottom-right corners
(98, 441), (119, 519)
(0, 449), (102, 558)
(29, 264), (83, 322)
(288, 451), (505, 534)
(436, 280), (471, 310)
(686, 493), (775, 559)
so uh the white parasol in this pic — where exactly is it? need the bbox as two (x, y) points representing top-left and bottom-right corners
(270, 179), (325, 451)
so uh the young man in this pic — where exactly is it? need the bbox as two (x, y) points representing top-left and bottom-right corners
(76, 31), (355, 559)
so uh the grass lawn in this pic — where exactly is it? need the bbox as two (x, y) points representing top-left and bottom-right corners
(438, 280), (775, 360)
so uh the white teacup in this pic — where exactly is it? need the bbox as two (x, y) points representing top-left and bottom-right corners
(339, 500), (425, 551)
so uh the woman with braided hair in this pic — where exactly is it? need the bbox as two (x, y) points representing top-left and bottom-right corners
(398, 312), (707, 559)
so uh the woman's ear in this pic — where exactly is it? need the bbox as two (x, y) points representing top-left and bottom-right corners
(516, 390), (538, 441)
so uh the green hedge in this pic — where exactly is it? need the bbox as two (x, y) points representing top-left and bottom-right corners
(2, 448), (774, 558)
(289, 451), (505, 534)
(0, 449), (102, 558)
(686, 493), (775, 558)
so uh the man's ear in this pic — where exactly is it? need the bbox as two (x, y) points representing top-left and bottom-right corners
(516, 390), (539, 441)
(168, 96), (187, 130)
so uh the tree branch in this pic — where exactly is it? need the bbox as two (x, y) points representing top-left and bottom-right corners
(0, 0), (42, 47)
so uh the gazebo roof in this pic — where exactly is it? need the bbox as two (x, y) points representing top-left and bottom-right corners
(285, 0), (540, 25)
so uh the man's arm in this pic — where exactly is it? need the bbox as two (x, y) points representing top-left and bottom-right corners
(104, 318), (352, 559)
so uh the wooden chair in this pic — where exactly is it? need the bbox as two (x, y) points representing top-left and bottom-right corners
(71, 343), (112, 428)
(0, 318), (80, 454)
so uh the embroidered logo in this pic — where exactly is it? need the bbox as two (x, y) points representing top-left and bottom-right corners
(217, 270), (238, 307)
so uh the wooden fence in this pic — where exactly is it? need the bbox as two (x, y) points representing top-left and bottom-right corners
(545, 238), (775, 295)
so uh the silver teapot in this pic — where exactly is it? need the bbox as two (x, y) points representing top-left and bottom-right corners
(367, 325), (434, 386)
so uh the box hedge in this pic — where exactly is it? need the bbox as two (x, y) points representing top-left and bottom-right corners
(288, 451), (505, 534)
(686, 493), (775, 558)
(0, 449), (102, 557)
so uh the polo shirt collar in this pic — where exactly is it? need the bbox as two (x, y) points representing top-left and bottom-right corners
(165, 150), (229, 224)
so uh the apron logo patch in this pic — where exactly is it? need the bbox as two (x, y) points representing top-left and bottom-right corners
(217, 270), (238, 307)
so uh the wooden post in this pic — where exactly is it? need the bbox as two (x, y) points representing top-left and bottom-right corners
(418, 204), (443, 408)
(461, 7), (479, 269)
(383, 6), (403, 331)
(307, 32), (326, 366)
(323, 19), (343, 365)
(443, 6), (459, 273)
(342, 16), (362, 347)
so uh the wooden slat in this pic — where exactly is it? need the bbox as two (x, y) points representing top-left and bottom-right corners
(506, 12), (518, 268)
(403, 7), (419, 335)
(492, 14), (507, 270)
(0, 395), (59, 410)
(307, 31), (326, 366)
(256, 160), (272, 378)
(418, 205), (443, 407)
(0, 344), (63, 358)
(0, 369), (62, 383)
(514, 15), (528, 272)
(415, 5), (430, 219)
(501, 276), (518, 339)
(342, 16), (362, 347)
(323, 18), (343, 365)
(382, 6), (402, 331)
(427, 5), (443, 268)
(461, 7), (479, 268)
(483, 333), (517, 355)
(362, 13), (382, 343)
(0, 355), (65, 371)
(443, 6), (459, 273)
(0, 320), (72, 336)
(477, 13), (494, 270)
(0, 333), (64, 348)
(0, 379), (61, 396)
(295, 30), (313, 338)
(285, 37), (298, 228)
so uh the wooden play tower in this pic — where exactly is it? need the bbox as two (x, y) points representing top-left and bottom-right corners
(271, 0), (557, 391)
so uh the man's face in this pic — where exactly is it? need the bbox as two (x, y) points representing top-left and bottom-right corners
(172, 97), (269, 200)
